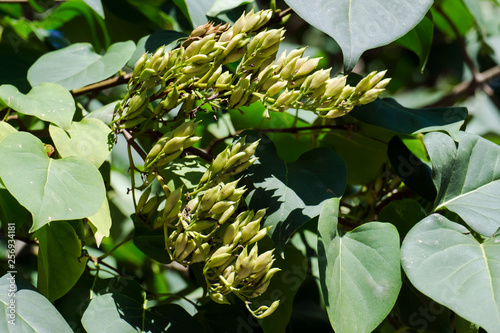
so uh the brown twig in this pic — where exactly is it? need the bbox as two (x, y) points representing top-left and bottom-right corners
(120, 129), (147, 160)
(72, 73), (133, 97)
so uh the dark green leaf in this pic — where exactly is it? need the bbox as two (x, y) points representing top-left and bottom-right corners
(0, 273), (73, 332)
(133, 216), (172, 264)
(431, 0), (474, 38)
(396, 15), (434, 72)
(424, 131), (500, 236)
(378, 198), (427, 238)
(207, 0), (253, 17)
(81, 293), (205, 332)
(284, 0), (433, 71)
(318, 198), (402, 333)
(37, 222), (88, 302)
(0, 132), (106, 231)
(401, 214), (500, 332)
(351, 98), (467, 140)
(28, 41), (136, 91)
(388, 136), (436, 201)
(0, 83), (75, 130)
(242, 132), (347, 252)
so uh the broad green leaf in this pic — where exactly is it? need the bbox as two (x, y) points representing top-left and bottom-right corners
(0, 122), (17, 141)
(0, 83), (75, 130)
(207, 0), (253, 17)
(378, 198), (427, 238)
(242, 132), (347, 252)
(396, 15), (433, 72)
(318, 198), (402, 333)
(49, 118), (112, 168)
(28, 41), (136, 91)
(0, 132), (105, 231)
(388, 136), (436, 202)
(133, 215), (172, 264)
(351, 98), (467, 141)
(0, 274), (73, 332)
(181, 0), (213, 27)
(82, 0), (104, 18)
(0, 188), (31, 230)
(431, 0), (474, 38)
(401, 214), (500, 332)
(424, 131), (500, 236)
(85, 101), (117, 126)
(81, 293), (205, 332)
(37, 222), (88, 302)
(320, 128), (388, 185)
(284, 0), (432, 71)
(160, 155), (208, 191)
(87, 197), (112, 246)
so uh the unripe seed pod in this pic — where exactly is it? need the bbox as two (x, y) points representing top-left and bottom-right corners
(247, 226), (271, 245)
(128, 90), (147, 112)
(310, 68), (331, 90)
(374, 77), (391, 90)
(295, 57), (321, 77)
(185, 196), (199, 213)
(133, 53), (149, 78)
(151, 46), (164, 63)
(216, 71), (233, 86)
(136, 187), (152, 212)
(240, 140), (260, 162)
(252, 208), (267, 223)
(211, 147), (230, 174)
(165, 199), (182, 220)
(275, 89), (292, 106)
(162, 86), (180, 111)
(232, 13), (246, 35)
(163, 136), (186, 155)
(223, 223), (238, 245)
(229, 87), (245, 106)
(229, 137), (245, 157)
(173, 120), (198, 137)
(178, 239), (197, 261)
(118, 117), (147, 129)
(280, 58), (299, 79)
(139, 68), (157, 82)
(188, 54), (210, 64)
(358, 88), (384, 104)
(183, 136), (201, 148)
(261, 29), (284, 50)
(266, 80), (288, 97)
(210, 200), (236, 215)
(184, 40), (200, 58)
(223, 151), (246, 171)
(218, 179), (240, 201)
(336, 85), (355, 102)
(208, 253), (233, 268)
(227, 187), (246, 202)
(174, 233), (188, 256)
(186, 220), (216, 232)
(355, 72), (375, 94)
(207, 66), (223, 88)
(232, 157), (258, 175)
(241, 220), (261, 243)
(218, 203), (237, 224)
(164, 186), (183, 215)
(324, 76), (347, 98)
(368, 70), (387, 88)
(200, 185), (221, 211)
(191, 243), (210, 263)
(222, 33), (245, 57)
(253, 250), (274, 273)
(242, 12), (261, 32)
(200, 39), (216, 55)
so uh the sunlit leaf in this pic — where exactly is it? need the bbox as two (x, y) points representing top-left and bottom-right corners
(0, 83), (75, 130)
(318, 198), (402, 333)
(425, 131), (500, 236)
(0, 132), (105, 231)
(284, 0), (433, 71)
(401, 214), (500, 332)
(28, 41), (136, 91)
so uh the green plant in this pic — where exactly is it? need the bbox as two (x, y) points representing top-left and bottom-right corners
(1, 1), (500, 332)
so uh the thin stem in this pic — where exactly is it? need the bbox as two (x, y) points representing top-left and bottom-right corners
(72, 73), (132, 97)
(120, 129), (147, 160)
(127, 142), (138, 211)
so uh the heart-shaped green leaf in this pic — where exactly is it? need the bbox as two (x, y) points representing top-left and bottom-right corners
(0, 274), (73, 332)
(350, 98), (467, 141)
(0, 83), (75, 130)
(401, 214), (500, 332)
(0, 122), (17, 141)
(318, 198), (402, 333)
(28, 41), (135, 91)
(284, 0), (433, 71)
(242, 132), (347, 253)
(37, 221), (88, 302)
(0, 132), (105, 231)
(49, 118), (112, 168)
(425, 131), (500, 237)
(87, 198), (112, 246)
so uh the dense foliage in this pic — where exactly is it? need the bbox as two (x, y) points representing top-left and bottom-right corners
(0, 0), (500, 332)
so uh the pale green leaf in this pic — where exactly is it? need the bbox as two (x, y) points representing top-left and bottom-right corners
(401, 214), (500, 332)
(0, 274), (73, 332)
(0, 122), (17, 141)
(49, 118), (112, 168)
(87, 197), (112, 246)
(425, 131), (500, 237)
(0, 132), (106, 231)
(28, 41), (136, 91)
(284, 0), (433, 71)
(0, 83), (75, 130)
(318, 198), (402, 333)
(82, 0), (104, 18)
(207, 0), (253, 17)
(37, 222), (88, 302)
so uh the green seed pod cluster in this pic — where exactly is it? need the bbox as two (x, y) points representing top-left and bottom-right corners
(143, 120), (200, 170)
(112, 9), (389, 132)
